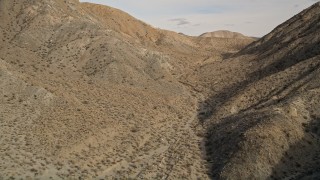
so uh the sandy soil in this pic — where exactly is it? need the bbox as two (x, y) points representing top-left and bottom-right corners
(0, 0), (319, 179)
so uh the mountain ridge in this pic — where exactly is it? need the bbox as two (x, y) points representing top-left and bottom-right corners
(199, 30), (251, 39)
(0, 0), (319, 179)
(192, 2), (320, 179)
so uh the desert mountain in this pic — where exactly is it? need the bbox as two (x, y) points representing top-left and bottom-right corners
(200, 30), (250, 39)
(0, 0), (253, 179)
(0, 0), (319, 179)
(190, 2), (320, 179)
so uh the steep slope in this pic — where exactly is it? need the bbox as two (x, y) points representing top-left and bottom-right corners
(0, 0), (254, 179)
(80, 2), (254, 73)
(191, 2), (320, 179)
(81, 2), (161, 43)
(0, 0), (200, 178)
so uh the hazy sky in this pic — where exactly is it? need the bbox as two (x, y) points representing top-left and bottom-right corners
(80, 0), (318, 37)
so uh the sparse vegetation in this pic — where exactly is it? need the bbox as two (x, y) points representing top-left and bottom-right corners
(0, 0), (319, 179)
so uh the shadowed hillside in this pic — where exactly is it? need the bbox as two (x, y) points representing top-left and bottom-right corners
(0, 0), (253, 179)
(192, 2), (320, 179)
(1, 0), (319, 179)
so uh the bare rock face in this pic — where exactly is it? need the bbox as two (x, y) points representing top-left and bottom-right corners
(0, 0), (319, 179)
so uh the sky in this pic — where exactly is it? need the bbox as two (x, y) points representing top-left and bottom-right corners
(80, 0), (319, 37)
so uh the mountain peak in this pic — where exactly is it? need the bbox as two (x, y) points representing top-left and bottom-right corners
(0, 0), (319, 179)
(199, 30), (250, 39)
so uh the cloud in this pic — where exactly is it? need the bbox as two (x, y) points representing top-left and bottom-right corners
(224, 23), (235, 27)
(169, 18), (191, 26)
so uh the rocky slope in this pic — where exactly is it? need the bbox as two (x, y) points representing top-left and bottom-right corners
(0, 0), (253, 179)
(191, 2), (320, 179)
(1, 0), (319, 179)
